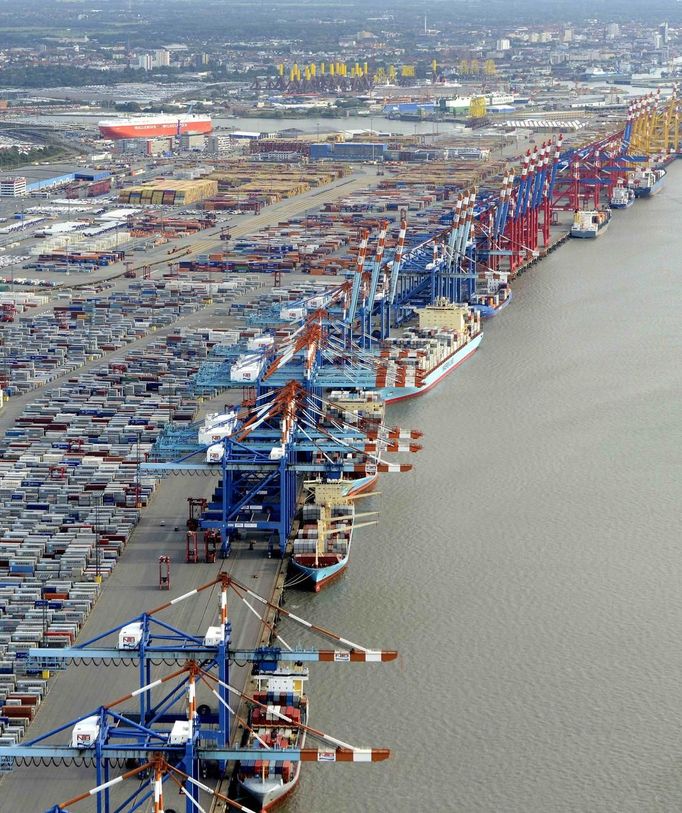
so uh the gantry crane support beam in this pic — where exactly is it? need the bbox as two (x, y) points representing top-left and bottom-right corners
(2, 745), (390, 763)
(27, 647), (398, 665)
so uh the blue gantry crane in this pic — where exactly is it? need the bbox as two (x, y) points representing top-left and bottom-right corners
(144, 381), (418, 558)
(3, 574), (396, 813)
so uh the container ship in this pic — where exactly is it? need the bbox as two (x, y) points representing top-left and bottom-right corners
(469, 273), (512, 318)
(375, 298), (482, 404)
(290, 481), (376, 591)
(237, 662), (308, 811)
(629, 166), (666, 198)
(610, 180), (635, 209)
(570, 208), (611, 239)
(326, 390), (384, 495)
(98, 114), (213, 140)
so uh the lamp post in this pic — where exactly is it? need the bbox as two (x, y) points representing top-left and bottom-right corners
(94, 493), (101, 583)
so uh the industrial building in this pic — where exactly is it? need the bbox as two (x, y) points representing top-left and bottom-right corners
(0, 166), (111, 197)
(206, 134), (233, 155)
(0, 176), (27, 197)
(179, 133), (206, 150)
(309, 141), (386, 161)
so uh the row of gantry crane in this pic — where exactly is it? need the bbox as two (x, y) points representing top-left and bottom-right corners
(146, 90), (679, 564)
(0, 90), (676, 812)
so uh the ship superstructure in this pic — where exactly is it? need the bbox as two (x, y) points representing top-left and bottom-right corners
(570, 208), (611, 239)
(610, 179), (635, 209)
(629, 166), (666, 198)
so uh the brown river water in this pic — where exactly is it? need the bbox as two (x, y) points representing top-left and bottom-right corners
(282, 163), (681, 813)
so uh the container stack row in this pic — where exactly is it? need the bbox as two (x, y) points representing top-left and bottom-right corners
(0, 324), (233, 719)
(1, 277), (258, 396)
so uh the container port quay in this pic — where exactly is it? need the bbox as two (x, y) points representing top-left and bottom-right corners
(0, 90), (678, 813)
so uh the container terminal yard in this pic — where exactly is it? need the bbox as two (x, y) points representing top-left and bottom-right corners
(0, 83), (679, 813)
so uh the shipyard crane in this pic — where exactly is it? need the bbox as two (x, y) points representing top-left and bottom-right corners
(5, 574), (397, 813)
(625, 87), (680, 158)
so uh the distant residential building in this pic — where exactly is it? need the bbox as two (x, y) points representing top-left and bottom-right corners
(137, 49), (170, 70)
(606, 23), (620, 39)
(659, 22), (669, 44)
(0, 176), (27, 197)
(496, 38), (511, 51)
(153, 49), (170, 67)
(562, 28), (574, 43)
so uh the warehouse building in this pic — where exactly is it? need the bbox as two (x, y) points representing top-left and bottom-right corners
(309, 142), (386, 161)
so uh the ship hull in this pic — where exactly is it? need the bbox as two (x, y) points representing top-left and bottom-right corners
(290, 553), (350, 591)
(380, 332), (483, 404)
(98, 120), (213, 140)
(470, 291), (512, 318)
(570, 221), (610, 239)
(238, 709), (307, 811)
(633, 177), (665, 198)
(239, 772), (300, 812)
(342, 473), (378, 496)
(609, 198), (634, 209)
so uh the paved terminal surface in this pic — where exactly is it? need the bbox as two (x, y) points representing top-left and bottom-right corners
(0, 165), (381, 811)
(0, 436), (284, 811)
(0, 288), (298, 809)
(6, 165), (378, 296)
(0, 152), (414, 795)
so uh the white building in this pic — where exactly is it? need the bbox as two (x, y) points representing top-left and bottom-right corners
(0, 176), (27, 197)
(153, 49), (170, 67)
(496, 38), (511, 51)
(137, 50), (170, 70)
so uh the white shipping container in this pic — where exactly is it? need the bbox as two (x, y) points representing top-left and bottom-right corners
(71, 716), (100, 748)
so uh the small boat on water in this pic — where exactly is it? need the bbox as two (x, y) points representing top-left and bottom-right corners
(629, 166), (666, 198)
(237, 662), (308, 811)
(290, 480), (377, 591)
(610, 180), (635, 209)
(375, 298), (482, 403)
(570, 208), (611, 239)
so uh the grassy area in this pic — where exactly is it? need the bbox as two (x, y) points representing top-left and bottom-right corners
(0, 145), (70, 171)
